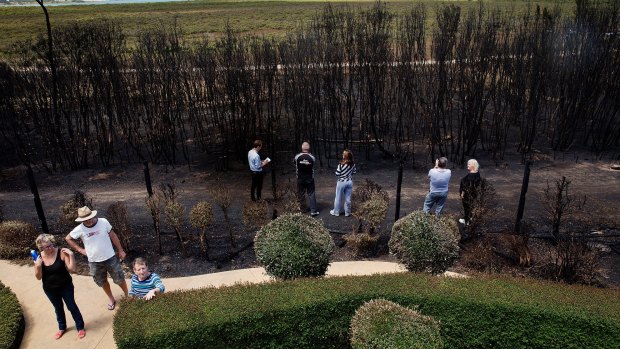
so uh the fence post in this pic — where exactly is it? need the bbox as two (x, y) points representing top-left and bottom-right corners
(143, 161), (153, 197)
(395, 159), (404, 221)
(271, 163), (277, 201)
(515, 161), (531, 233)
(27, 165), (49, 234)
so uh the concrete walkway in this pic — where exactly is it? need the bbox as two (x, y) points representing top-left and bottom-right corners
(0, 260), (406, 349)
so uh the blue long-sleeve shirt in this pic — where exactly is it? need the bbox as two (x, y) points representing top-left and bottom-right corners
(129, 272), (165, 298)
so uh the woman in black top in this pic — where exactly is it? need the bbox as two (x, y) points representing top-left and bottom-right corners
(459, 159), (482, 225)
(33, 234), (85, 340)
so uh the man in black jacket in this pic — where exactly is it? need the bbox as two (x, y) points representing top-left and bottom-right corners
(294, 142), (319, 216)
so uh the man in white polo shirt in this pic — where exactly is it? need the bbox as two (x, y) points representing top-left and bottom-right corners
(65, 206), (128, 310)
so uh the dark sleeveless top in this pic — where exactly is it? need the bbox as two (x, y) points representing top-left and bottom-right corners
(42, 249), (72, 290)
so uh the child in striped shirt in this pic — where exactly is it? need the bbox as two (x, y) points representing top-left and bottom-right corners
(129, 257), (165, 300)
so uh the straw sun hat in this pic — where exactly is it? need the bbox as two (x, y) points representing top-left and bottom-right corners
(75, 206), (97, 222)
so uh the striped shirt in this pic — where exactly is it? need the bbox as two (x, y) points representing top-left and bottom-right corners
(335, 163), (356, 182)
(129, 272), (165, 298)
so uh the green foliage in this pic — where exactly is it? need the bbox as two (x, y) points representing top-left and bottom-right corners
(254, 213), (335, 279)
(190, 201), (214, 257)
(164, 200), (184, 229)
(189, 201), (214, 230)
(0, 281), (24, 349)
(209, 185), (237, 246)
(161, 184), (185, 243)
(113, 273), (620, 349)
(389, 211), (459, 274)
(353, 194), (389, 232)
(350, 299), (443, 349)
(0, 220), (38, 259)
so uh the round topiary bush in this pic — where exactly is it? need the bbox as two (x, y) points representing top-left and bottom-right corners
(350, 299), (443, 349)
(388, 211), (459, 274)
(0, 220), (38, 260)
(254, 213), (335, 279)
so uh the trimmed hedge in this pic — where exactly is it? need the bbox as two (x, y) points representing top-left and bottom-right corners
(0, 281), (24, 349)
(389, 211), (460, 274)
(255, 213), (335, 279)
(113, 273), (620, 349)
(0, 220), (38, 260)
(350, 299), (443, 349)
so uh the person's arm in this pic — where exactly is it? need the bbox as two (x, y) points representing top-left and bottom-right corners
(144, 274), (165, 300)
(109, 230), (126, 260)
(65, 233), (86, 256)
(335, 164), (342, 176)
(34, 255), (43, 280)
(60, 248), (77, 273)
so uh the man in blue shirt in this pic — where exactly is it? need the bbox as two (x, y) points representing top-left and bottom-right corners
(248, 140), (269, 201)
(423, 157), (451, 215)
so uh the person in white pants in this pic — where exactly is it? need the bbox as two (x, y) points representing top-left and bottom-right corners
(330, 149), (357, 217)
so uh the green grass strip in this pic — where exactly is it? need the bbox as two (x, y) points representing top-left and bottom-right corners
(0, 0), (575, 55)
(114, 273), (620, 349)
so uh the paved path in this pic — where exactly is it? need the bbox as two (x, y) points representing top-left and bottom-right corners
(0, 260), (406, 349)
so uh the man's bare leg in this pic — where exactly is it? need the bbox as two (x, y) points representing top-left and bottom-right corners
(117, 279), (129, 297)
(101, 280), (116, 305)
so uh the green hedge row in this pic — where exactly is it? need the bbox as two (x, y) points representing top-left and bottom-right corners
(0, 281), (24, 349)
(114, 273), (620, 349)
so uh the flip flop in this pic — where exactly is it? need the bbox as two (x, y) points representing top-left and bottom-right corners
(107, 301), (116, 310)
(54, 330), (65, 340)
(78, 329), (86, 339)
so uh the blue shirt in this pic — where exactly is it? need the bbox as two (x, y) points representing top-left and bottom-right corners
(248, 149), (262, 172)
(428, 168), (451, 193)
(129, 272), (165, 298)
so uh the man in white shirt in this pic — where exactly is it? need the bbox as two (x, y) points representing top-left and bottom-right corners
(66, 206), (128, 310)
(248, 140), (270, 201)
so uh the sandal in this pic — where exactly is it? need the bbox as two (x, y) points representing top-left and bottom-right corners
(54, 330), (65, 340)
(107, 301), (116, 310)
(78, 329), (86, 339)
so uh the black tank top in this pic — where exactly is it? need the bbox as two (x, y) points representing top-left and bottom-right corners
(42, 249), (72, 290)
